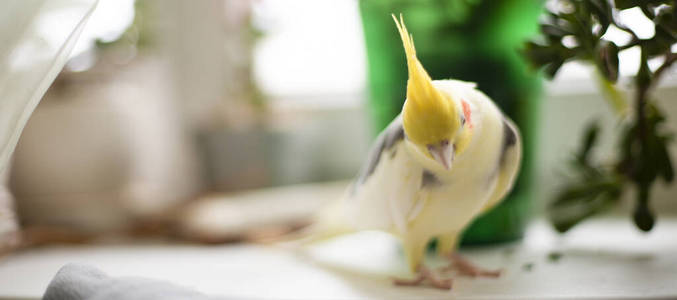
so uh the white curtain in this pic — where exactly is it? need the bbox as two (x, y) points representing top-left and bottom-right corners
(0, 0), (98, 171)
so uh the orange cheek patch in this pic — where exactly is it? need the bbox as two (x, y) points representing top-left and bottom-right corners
(462, 100), (472, 128)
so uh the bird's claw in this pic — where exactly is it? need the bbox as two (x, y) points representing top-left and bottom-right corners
(392, 267), (453, 290)
(443, 253), (502, 278)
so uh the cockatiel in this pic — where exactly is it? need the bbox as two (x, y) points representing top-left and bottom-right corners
(307, 15), (522, 289)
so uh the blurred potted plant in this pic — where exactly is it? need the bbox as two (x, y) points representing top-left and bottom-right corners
(524, 0), (676, 232)
(359, 0), (543, 244)
(11, 0), (203, 235)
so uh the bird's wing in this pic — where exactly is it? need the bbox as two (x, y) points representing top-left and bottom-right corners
(352, 116), (406, 190)
(346, 116), (423, 233)
(481, 117), (522, 213)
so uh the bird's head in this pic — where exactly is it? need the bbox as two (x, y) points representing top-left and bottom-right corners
(393, 15), (471, 170)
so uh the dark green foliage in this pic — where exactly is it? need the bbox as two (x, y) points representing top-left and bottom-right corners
(614, 0), (671, 10)
(617, 105), (674, 186)
(525, 0), (677, 232)
(596, 40), (619, 83)
(579, 121), (600, 165)
(549, 122), (624, 233)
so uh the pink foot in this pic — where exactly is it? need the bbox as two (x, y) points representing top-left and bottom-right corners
(392, 266), (453, 290)
(442, 253), (502, 278)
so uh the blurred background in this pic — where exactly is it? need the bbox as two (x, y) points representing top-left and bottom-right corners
(2, 0), (677, 249)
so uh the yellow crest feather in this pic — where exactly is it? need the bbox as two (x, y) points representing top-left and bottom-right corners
(392, 14), (459, 146)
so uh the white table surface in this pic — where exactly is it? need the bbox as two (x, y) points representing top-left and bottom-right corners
(1, 218), (676, 299)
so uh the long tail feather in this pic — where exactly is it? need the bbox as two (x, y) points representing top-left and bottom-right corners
(257, 198), (353, 246)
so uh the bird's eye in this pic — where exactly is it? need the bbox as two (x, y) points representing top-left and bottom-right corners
(460, 115), (466, 126)
(441, 140), (449, 146)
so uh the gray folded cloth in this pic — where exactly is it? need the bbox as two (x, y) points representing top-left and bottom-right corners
(43, 263), (217, 300)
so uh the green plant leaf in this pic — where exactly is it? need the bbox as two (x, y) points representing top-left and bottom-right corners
(656, 136), (674, 182)
(523, 40), (575, 78)
(641, 5), (656, 19)
(589, 0), (612, 34)
(654, 5), (677, 35)
(523, 41), (560, 66)
(648, 105), (674, 183)
(551, 177), (620, 208)
(596, 40), (620, 82)
(633, 185), (655, 231)
(615, 0), (668, 10)
(550, 185), (619, 233)
(541, 23), (572, 39)
(543, 59), (566, 78)
(578, 121), (601, 165)
(633, 203), (655, 231)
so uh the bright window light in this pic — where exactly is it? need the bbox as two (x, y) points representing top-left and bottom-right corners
(252, 0), (366, 100)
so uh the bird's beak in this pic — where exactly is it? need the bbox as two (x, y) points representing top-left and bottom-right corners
(429, 143), (454, 170)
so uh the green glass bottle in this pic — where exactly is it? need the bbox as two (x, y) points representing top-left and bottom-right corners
(359, 0), (543, 244)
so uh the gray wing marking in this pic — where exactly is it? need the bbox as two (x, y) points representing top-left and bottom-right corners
(351, 118), (405, 195)
(420, 169), (442, 188)
(499, 119), (518, 165)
